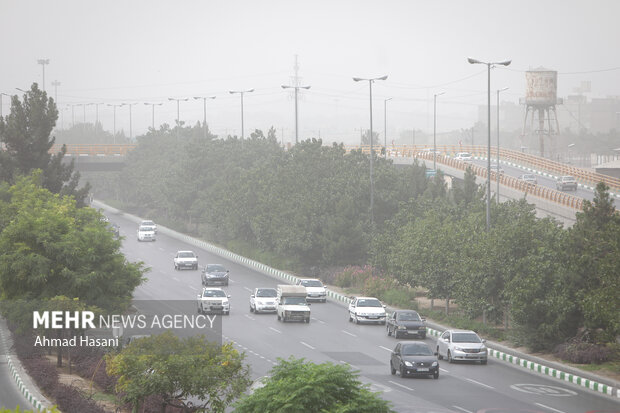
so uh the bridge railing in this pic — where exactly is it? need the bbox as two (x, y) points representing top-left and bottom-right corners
(49, 144), (137, 156)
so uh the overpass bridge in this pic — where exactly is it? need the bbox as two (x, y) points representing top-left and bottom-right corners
(52, 143), (620, 224)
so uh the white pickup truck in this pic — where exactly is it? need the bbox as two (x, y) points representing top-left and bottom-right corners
(276, 285), (311, 323)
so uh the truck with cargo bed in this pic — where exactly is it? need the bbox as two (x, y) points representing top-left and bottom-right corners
(276, 285), (311, 323)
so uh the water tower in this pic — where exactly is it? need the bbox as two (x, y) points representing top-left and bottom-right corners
(520, 68), (563, 157)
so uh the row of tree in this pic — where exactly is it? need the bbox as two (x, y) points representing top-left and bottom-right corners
(99, 124), (619, 351)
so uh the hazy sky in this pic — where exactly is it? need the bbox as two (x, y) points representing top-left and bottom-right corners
(2, 0), (619, 144)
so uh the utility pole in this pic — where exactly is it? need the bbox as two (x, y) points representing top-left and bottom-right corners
(37, 59), (49, 91)
(51, 80), (60, 103)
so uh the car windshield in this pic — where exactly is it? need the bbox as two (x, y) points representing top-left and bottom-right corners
(301, 280), (323, 287)
(139, 226), (154, 231)
(562, 176), (575, 181)
(283, 297), (307, 305)
(523, 174), (535, 179)
(452, 332), (482, 343)
(357, 299), (382, 307)
(397, 312), (421, 321)
(207, 264), (226, 272)
(256, 289), (277, 297)
(179, 252), (195, 258)
(459, 153), (471, 157)
(401, 343), (433, 356)
(142, 221), (154, 225)
(203, 290), (226, 297)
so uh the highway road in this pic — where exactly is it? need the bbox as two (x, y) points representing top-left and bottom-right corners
(112, 211), (620, 413)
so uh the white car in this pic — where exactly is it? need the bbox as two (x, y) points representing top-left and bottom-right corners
(454, 152), (473, 162)
(140, 220), (157, 233)
(136, 225), (156, 242)
(174, 250), (198, 270)
(296, 278), (327, 302)
(197, 287), (230, 315)
(348, 297), (386, 324)
(249, 288), (278, 313)
(436, 329), (487, 364)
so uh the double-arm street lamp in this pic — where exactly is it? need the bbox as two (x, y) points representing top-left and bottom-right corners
(383, 98), (392, 158)
(353, 75), (388, 226)
(281, 84), (311, 144)
(168, 97), (189, 139)
(433, 92), (445, 171)
(122, 103), (139, 140)
(193, 96), (216, 139)
(144, 102), (163, 131)
(496, 87), (509, 204)
(467, 57), (511, 230)
(107, 103), (124, 143)
(229, 89), (254, 140)
(37, 59), (49, 91)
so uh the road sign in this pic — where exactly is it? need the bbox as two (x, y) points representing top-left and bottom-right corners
(425, 169), (436, 178)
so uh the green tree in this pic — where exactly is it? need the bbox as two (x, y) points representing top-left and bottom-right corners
(0, 173), (144, 311)
(234, 357), (394, 413)
(107, 332), (250, 413)
(0, 83), (90, 206)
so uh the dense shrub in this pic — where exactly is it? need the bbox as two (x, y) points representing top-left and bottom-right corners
(70, 346), (117, 392)
(52, 384), (107, 413)
(382, 289), (417, 309)
(20, 357), (58, 394)
(332, 266), (373, 289)
(554, 342), (615, 364)
(362, 276), (399, 298)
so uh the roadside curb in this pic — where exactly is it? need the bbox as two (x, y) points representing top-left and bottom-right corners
(94, 200), (620, 400)
(0, 318), (54, 412)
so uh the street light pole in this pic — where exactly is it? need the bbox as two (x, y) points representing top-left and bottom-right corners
(229, 89), (254, 140)
(0, 92), (10, 118)
(281, 84), (311, 144)
(433, 92), (445, 171)
(144, 102), (163, 131)
(168, 97), (189, 139)
(193, 96), (216, 139)
(384, 98), (392, 159)
(51, 80), (60, 103)
(353, 75), (388, 227)
(122, 103), (139, 140)
(496, 87), (509, 204)
(107, 103), (123, 143)
(37, 59), (50, 91)
(467, 57), (511, 231)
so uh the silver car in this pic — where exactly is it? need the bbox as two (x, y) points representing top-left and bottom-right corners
(518, 174), (538, 185)
(436, 330), (487, 364)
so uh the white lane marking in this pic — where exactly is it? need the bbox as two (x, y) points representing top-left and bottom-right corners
(535, 403), (566, 413)
(339, 360), (350, 365)
(158, 247), (165, 251)
(269, 327), (282, 334)
(244, 287), (253, 292)
(311, 317), (325, 324)
(188, 285), (197, 291)
(379, 345), (392, 352)
(172, 277), (180, 282)
(452, 406), (473, 413)
(341, 330), (357, 337)
(244, 314), (255, 321)
(465, 377), (494, 389)
(439, 367), (449, 373)
(300, 341), (315, 350)
(388, 380), (414, 391)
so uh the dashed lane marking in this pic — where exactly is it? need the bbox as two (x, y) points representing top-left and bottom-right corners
(269, 327), (282, 334)
(535, 403), (566, 413)
(341, 330), (357, 337)
(388, 380), (414, 391)
(300, 341), (315, 350)
(452, 406), (473, 413)
(379, 345), (392, 352)
(465, 377), (494, 389)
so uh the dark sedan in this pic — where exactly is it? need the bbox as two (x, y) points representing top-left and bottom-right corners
(201, 264), (229, 286)
(390, 342), (439, 379)
(386, 310), (426, 339)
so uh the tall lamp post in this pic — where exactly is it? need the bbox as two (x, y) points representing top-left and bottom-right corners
(353, 75), (388, 226)
(51, 80), (61, 103)
(496, 87), (509, 204)
(281, 84), (311, 144)
(0, 92), (10, 118)
(193, 96), (216, 139)
(122, 103), (139, 140)
(433, 92), (445, 171)
(37, 59), (50, 91)
(229, 89), (254, 140)
(383, 98), (392, 158)
(107, 103), (124, 143)
(144, 102), (163, 131)
(467, 57), (511, 230)
(168, 97), (189, 139)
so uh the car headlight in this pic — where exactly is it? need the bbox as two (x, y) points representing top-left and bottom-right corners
(454, 346), (464, 351)
(404, 361), (413, 367)
(397, 326), (407, 330)
(432, 361), (438, 367)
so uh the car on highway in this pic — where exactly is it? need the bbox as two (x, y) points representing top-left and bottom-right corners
(556, 175), (578, 191)
(417, 148), (441, 157)
(518, 173), (538, 185)
(196, 287), (230, 315)
(295, 278), (327, 302)
(390, 341), (439, 379)
(140, 220), (158, 233)
(436, 329), (487, 364)
(136, 225), (156, 242)
(276, 285), (311, 323)
(201, 264), (229, 286)
(489, 161), (504, 175)
(454, 152), (473, 162)
(174, 250), (198, 270)
(386, 310), (427, 339)
(249, 287), (278, 313)
(348, 297), (386, 324)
